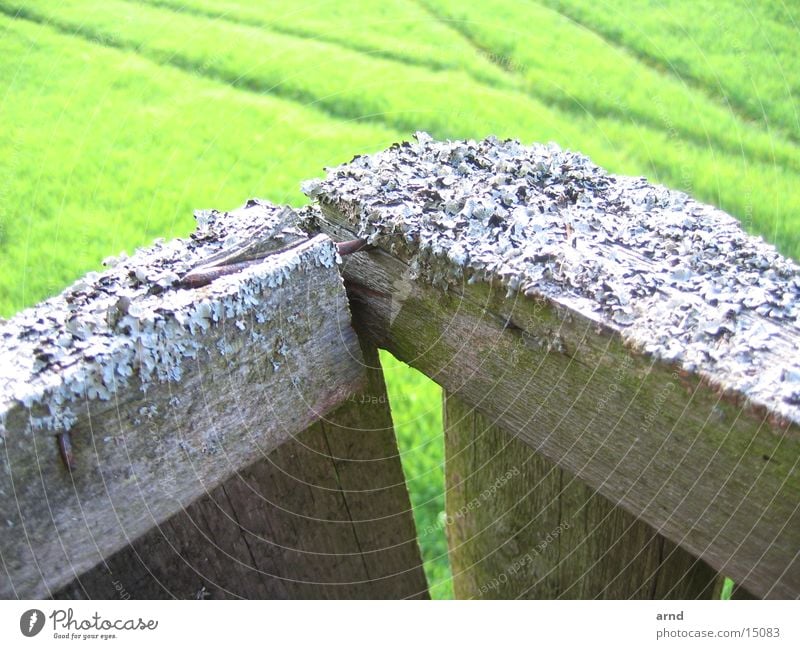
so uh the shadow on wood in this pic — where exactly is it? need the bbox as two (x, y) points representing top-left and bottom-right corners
(444, 391), (719, 599)
(55, 343), (428, 599)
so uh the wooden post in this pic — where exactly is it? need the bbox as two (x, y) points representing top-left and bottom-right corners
(55, 342), (428, 599)
(310, 133), (800, 598)
(444, 391), (718, 599)
(0, 202), (367, 598)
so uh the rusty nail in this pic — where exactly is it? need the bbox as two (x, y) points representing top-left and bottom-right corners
(57, 431), (76, 472)
(336, 238), (369, 256)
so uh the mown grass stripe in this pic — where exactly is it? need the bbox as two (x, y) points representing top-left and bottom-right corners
(418, 6), (796, 177)
(537, 0), (800, 144)
(0, 0), (602, 153)
(154, 0), (799, 179)
(0, 3), (387, 128)
(534, 0), (786, 139)
(134, 0), (518, 92)
(416, 0), (800, 175)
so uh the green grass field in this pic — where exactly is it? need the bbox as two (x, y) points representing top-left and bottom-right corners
(1, 0), (797, 599)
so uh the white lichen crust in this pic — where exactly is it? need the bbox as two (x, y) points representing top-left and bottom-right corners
(0, 199), (339, 439)
(304, 132), (800, 424)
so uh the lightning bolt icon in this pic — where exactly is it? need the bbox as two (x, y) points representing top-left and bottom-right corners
(28, 612), (38, 632)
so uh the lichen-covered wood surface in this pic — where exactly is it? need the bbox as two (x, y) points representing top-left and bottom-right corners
(306, 133), (800, 598)
(0, 201), (366, 597)
(304, 132), (800, 424)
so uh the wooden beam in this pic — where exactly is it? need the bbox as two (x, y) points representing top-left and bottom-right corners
(444, 391), (718, 599)
(0, 201), (366, 598)
(54, 342), (428, 599)
(306, 133), (800, 598)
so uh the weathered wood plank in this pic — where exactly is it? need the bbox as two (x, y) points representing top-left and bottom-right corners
(54, 342), (428, 599)
(444, 391), (718, 599)
(305, 133), (800, 598)
(0, 201), (366, 598)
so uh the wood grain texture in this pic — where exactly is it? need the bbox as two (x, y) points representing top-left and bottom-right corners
(0, 234), (366, 598)
(317, 217), (800, 599)
(54, 342), (428, 599)
(444, 391), (718, 599)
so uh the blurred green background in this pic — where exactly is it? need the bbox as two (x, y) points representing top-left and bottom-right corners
(1, 0), (797, 599)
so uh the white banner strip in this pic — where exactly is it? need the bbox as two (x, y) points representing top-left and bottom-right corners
(2, 600), (797, 648)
